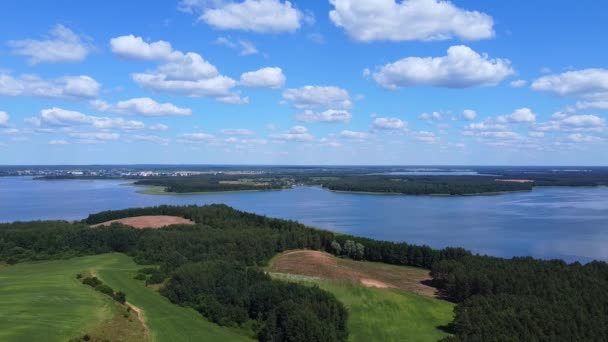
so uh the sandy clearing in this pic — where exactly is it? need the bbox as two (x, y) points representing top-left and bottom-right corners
(360, 278), (392, 288)
(91, 215), (194, 229)
(269, 250), (438, 297)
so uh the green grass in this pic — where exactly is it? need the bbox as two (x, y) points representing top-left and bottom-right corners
(319, 281), (454, 342)
(0, 254), (252, 342)
(0, 255), (118, 341)
(98, 256), (252, 342)
(269, 275), (454, 342)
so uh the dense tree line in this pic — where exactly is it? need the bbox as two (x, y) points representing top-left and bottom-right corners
(3, 204), (608, 341)
(318, 176), (534, 195)
(432, 256), (608, 341)
(135, 175), (288, 193)
(163, 261), (347, 341)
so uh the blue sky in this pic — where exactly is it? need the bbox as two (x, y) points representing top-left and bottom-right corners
(1, 0), (607, 165)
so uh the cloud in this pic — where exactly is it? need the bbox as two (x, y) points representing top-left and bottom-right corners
(497, 108), (536, 124)
(8, 24), (92, 64)
(0, 111), (9, 126)
(529, 131), (545, 138)
(200, 0), (304, 33)
(132, 135), (170, 145)
(110, 35), (244, 102)
(34, 107), (150, 131)
(48, 139), (69, 145)
(576, 100), (608, 110)
(271, 125), (313, 142)
(531, 68), (608, 97)
(240, 67), (286, 88)
(110, 35), (175, 60)
(535, 114), (605, 132)
(510, 79), (527, 88)
(282, 86), (352, 109)
(562, 114), (604, 127)
(220, 128), (256, 136)
(294, 109), (352, 123)
(177, 132), (217, 143)
(412, 131), (439, 143)
(148, 123), (169, 131)
(478, 131), (521, 140)
(69, 132), (120, 141)
(372, 117), (407, 130)
(133, 69), (237, 100)
(91, 97), (192, 116)
(328, 0), (494, 42)
(419, 111), (442, 121)
(0, 74), (100, 99)
(339, 130), (369, 140)
(465, 122), (508, 131)
(371, 45), (513, 89)
(568, 133), (601, 143)
(215, 36), (259, 55)
(462, 109), (477, 121)
(528, 69), (608, 110)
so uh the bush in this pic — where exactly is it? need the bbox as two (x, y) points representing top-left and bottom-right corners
(95, 284), (115, 296)
(134, 273), (147, 281)
(114, 291), (126, 304)
(82, 276), (101, 288)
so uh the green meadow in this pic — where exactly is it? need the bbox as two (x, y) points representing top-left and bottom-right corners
(0, 254), (251, 342)
(270, 273), (454, 342)
(319, 281), (453, 342)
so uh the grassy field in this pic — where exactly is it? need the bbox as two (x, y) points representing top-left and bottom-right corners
(320, 281), (453, 342)
(0, 254), (251, 342)
(268, 251), (455, 342)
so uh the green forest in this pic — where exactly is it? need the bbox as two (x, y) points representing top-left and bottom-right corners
(1, 205), (608, 341)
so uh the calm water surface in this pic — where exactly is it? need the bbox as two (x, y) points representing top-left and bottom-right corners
(1, 176), (607, 262)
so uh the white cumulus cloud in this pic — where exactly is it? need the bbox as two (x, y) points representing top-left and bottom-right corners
(200, 0), (304, 33)
(0, 111), (9, 127)
(282, 86), (352, 109)
(9, 24), (92, 64)
(497, 108), (536, 124)
(220, 128), (256, 136)
(110, 35), (175, 60)
(294, 109), (352, 123)
(110, 35), (244, 103)
(372, 117), (407, 130)
(371, 45), (514, 89)
(271, 125), (313, 142)
(91, 98), (192, 116)
(240, 67), (286, 89)
(329, 0), (494, 42)
(0, 74), (100, 99)
(339, 130), (369, 140)
(462, 109), (477, 121)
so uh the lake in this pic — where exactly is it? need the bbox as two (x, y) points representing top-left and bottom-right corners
(1, 176), (607, 262)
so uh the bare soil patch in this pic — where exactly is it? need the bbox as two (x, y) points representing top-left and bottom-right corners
(91, 216), (194, 229)
(268, 250), (438, 297)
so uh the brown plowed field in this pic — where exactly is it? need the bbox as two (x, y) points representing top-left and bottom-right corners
(91, 215), (194, 229)
(268, 250), (438, 297)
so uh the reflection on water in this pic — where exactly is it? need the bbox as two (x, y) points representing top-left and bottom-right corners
(1, 177), (607, 262)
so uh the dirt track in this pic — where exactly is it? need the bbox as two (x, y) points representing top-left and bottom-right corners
(91, 215), (194, 229)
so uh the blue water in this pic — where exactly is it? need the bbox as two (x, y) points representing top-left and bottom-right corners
(1, 176), (607, 262)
